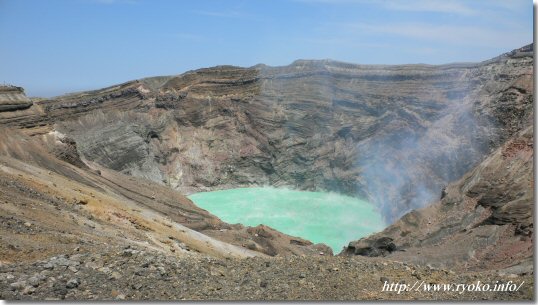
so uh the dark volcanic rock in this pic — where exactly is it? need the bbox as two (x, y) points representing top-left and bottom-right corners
(345, 237), (396, 257)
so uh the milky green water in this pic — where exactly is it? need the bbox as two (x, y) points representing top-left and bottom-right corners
(188, 187), (385, 253)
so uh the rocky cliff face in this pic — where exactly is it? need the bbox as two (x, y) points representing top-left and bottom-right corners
(17, 44), (529, 223)
(338, 48), (533, 273)
(0, 45), (532, 270)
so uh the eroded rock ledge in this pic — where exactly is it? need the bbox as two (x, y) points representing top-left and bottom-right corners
(0, 85), (33, 112)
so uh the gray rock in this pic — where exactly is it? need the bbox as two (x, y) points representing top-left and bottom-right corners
(109, 271), (122, 280)
(22, 285), (36, 295)
(134, 269), (145, 276)
(157, 266), (167, 276)
(10, 281), (27, 291)
(27, 276), (41, 287)
(69, 254), (84, 262)
(122, 249), (138, 257)
(68, 266), (78, 273)
(66, 278), (80, 289)
(54, 257), (72, 267)
(97, 267), (111, 274)
(2, 273), (15, 281)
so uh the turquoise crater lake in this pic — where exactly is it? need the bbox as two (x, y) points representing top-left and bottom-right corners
(188, 187), (385, 253)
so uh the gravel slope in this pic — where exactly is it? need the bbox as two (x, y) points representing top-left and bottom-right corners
(1, 245), (533, 301)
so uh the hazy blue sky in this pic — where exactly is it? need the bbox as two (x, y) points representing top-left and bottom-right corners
(0, 0), (533, 97)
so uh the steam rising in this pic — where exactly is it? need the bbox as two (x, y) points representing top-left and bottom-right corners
(259, 60), (499, 223)
(356, 92), (495, 222)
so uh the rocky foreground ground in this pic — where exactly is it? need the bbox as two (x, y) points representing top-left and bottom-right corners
(0, 245), (533, 301)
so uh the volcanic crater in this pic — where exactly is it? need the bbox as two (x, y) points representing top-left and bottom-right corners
(0, 44), (533, 300)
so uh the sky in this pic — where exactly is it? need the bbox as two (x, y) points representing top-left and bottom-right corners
(0, 0), (533, 97)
